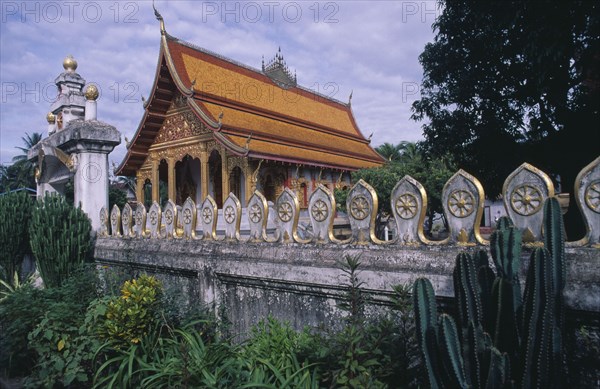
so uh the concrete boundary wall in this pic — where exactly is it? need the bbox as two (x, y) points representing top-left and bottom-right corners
(95, 238), (599, 337)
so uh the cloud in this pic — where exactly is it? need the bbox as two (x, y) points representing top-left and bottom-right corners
(0, 0), (436, 165)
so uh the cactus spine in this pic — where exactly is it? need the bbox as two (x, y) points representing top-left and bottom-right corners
(29, 194), (92, 288)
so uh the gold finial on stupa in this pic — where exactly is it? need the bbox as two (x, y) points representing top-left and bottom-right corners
(63, 55), (78, 72)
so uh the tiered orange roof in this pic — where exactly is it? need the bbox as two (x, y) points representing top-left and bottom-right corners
(117, 21), (384, 176)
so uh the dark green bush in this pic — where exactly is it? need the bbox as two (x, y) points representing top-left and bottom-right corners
(0, 190), (33, 285)
(0, 266), (100, 379)
(29, 194), (92, 288)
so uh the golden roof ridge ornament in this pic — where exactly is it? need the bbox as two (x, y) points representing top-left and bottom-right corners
(348, 90), (353, 106)
(153, 0), (165, 35)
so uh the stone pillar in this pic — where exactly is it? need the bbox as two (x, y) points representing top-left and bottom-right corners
(200, 150), (209, 201)
(221, 150), (229, 199)
(167, 157), (176, 202)
(74, 151), (109, 228)
(151, 159), (159, 203)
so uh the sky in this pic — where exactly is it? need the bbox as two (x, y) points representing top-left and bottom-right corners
(0, 0), (440, 168)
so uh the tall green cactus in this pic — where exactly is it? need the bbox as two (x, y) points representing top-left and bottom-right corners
(413, 197), (566, 389)
(413, 277), (509, 389)
(413, 277), (441, 388)
(453, 252), (483, 330)
(489, 217), (523, 356)
(0, 191), (33, 286)
(29, 194), (92, 288)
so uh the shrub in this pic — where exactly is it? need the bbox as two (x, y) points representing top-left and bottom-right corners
(0, 265), (100, 379)
(99, 275), (162, 346)
(0, 190), (33, 285)
(241, 316), (320, 387)
(23, 266), (102, 387)
(29, 194), (92, 288)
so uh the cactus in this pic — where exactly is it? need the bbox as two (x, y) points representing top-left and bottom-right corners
(489, 217), (523, 355)
(475, 251), (495, 332)
(0, 191), (33, 286)
(413, 277), (441, 388)
(413, 197), (566, 389)
(543, 197), (566, 331)
(453, 252), (483, 330)
(438, 314), (469, 388)
(29, 194), (92, 288)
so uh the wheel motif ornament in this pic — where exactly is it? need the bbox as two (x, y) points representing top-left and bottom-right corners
(278, 202), (293, 222)
(224, 206), (235, 224)
(183, 208), (192, 225)
(249, 204), (262, 223)
(149, 210), (158, 226)
(165, 209), (173, 225)
(585, 180), (600, 213)
(134, 210), (142, 226)
(511, 184), (543, 216)
(202, 207), (212, 224)
(350, 195), (370, 220)
(311, 199), (328, 222)
(395, 193), (418, 219)
(448, 190), (475, 218)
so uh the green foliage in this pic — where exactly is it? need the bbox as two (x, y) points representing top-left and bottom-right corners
(29, 194), (92, 288)
(241, 317), (320, 388)
(100, 275), (162, 347)
(0, 190), (34, 285)
(413, 197), (568, 388)
(0, 285), (48, 377)
(0, 265), (100, 379)
(109, 186), (128, 210)
(94, 321), (240, 389)
(0, 132), (42, 192)
(0, 271), (33, 302)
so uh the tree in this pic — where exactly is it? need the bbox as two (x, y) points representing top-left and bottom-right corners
(12, 132), (43, 164)
(0, 132), (43, 193)
(412, 1), (599, 238)
(376, 142), (403, 162)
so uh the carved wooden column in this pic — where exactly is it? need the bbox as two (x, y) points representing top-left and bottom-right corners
(244, 165), (253, 206)
(200, 150), (209, 201)
(167, 157), (176, 202)
(151, 159), (159, 203)
(136, 171), (144, 203)
(221, 149), (229, 200)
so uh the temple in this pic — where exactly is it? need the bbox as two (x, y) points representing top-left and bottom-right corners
(116, 11), (384, 208)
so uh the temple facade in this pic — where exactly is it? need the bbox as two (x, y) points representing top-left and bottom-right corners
(116, 13), (384, 208)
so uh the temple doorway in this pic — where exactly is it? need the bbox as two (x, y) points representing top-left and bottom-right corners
(175, 155), (201, 205)
(209, 150), (223, 206)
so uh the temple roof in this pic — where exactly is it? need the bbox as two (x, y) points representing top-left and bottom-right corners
(116, 25), (384, 176)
